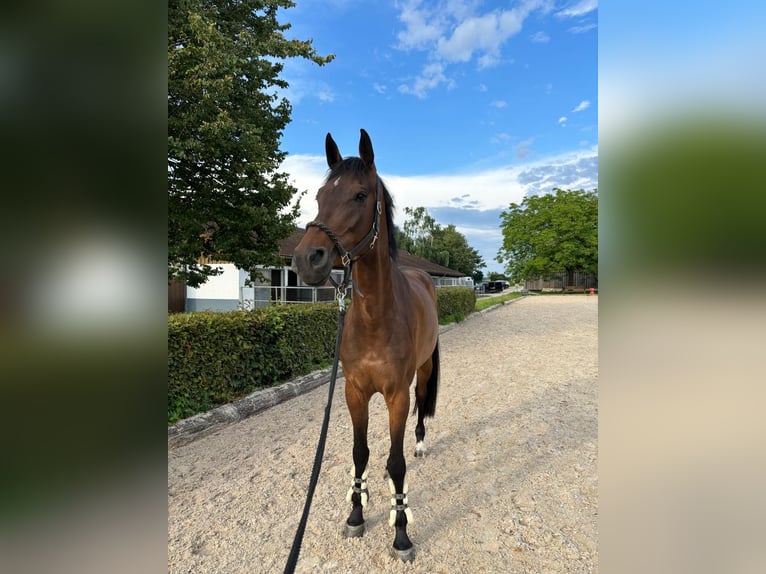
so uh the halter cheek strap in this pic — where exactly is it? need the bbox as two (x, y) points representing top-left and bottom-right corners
(305, 177), (382, 297)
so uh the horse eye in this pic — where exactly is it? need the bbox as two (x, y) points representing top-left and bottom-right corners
(355, 192), (367, 202)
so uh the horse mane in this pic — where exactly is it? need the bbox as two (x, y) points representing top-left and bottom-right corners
(326, 157), (398, 260)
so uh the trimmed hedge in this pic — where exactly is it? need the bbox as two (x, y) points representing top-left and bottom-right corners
(168, 303), (339, 423)
(436, 286), (477, 324)
(168, 287), (477, 423)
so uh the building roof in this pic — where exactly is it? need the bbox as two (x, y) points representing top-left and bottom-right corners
(279, 228), (465, 278)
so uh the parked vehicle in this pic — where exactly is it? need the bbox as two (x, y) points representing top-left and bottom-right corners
(484, 281), (506, 293)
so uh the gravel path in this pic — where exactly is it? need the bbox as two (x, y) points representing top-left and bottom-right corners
(168, 295), (598, 573)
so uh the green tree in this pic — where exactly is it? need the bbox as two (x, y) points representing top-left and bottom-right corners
(437, 224), (485, 277)
(497, 188), (598, 285)
(396, 207), (485, 277)
(400, 206), (439, 260)
(168, 0), (333, 287)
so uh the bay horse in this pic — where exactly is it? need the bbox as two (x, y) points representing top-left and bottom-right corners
(292, 129), (440, 561)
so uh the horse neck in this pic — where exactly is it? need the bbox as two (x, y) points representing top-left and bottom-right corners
(350, 212), (397, 319)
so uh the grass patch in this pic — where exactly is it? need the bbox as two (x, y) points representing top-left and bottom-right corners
(528, 289), (598, 295)
(475, 291), (524, 312)
(439, 312), (466, 325)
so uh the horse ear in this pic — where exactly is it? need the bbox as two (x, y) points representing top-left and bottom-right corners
(325, 133), (342, 168)
(359, 128), (375, 168)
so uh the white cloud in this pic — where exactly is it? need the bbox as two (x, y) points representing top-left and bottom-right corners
(477, 53), (500, 69)
(453, 224), (503, 240)
(281, 145), (598, 273)
(394, 0), (552, 97)
(435, 5), (538, 65)
(531, 31), (550, 43)
(279, 154), (328, 223)
(372, 82), (387, 94)
(555, 0), (598, 18)
(281, 146), (598, 224)
(436, 12), (503, 63)
(568, 22), (597, 34)
(558, 116), (568, 126)
(317, 88), (335, 103)
(398, 62), (455, 99)
(395, 0), (449, 49)
(279, 59), (337, 105)
(514, 138), (535, 159)
(572, 99), (590, 112)
(491, 100), (507, 108)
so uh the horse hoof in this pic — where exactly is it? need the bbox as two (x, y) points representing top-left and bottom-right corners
(344, 521), (365, 538)
(391, 545), (416, 562)
(414, 448), (425, 458)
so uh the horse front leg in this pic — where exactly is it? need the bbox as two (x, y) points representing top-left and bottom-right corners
(386, 391), (415, 561)
(344, 384), (370, 538)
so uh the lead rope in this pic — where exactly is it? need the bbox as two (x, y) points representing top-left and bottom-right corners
(283, 289), (347, 574)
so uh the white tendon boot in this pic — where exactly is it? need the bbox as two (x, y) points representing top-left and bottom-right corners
(388, 478), (414, 526)
(345, 465), (369, 507)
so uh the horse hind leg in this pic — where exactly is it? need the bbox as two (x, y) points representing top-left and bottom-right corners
(413, 341), (440, 458)
(413, 380), (427, 458)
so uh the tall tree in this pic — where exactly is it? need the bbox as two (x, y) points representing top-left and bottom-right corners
(438, 224), (485, 277)
(168, 0), (333, 287)
(400, 206), (439, 260)
(497, 188), (598, 285)
(396, 207), (485, 278)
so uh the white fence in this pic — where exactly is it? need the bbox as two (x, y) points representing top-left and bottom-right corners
(238, 275), (474, 309)
(433, 276), (474, 288)
(239, 284), (352, 309)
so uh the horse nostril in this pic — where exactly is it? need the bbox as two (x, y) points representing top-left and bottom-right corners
(309, 247), (326, 267)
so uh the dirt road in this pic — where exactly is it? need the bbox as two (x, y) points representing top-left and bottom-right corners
(168, 295), (598, 573)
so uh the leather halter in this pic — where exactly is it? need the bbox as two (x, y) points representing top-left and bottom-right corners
(305, 176), (382, 296)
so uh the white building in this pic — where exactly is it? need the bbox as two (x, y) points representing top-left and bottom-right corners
(174, 228), (472, 313)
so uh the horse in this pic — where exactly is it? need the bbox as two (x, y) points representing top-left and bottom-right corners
(292, 129), (440, 562)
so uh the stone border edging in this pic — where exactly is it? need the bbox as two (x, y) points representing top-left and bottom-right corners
(168, 367), (341, 448)
(168, 294), (527, 447)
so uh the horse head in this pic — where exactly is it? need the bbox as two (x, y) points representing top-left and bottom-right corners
(292, 129), (382, 286)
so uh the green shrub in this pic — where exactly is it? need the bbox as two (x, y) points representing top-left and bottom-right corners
(168, 303), (339, 423)
(436, 286), (476, 325)
(168, 288), (477, 424)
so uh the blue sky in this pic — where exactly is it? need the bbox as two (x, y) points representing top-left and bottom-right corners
(277, 0), (598, 275)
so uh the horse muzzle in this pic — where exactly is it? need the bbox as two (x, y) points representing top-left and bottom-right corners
(292, 244), (334, 286)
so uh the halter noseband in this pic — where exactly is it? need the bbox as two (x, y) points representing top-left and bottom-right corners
(305, 176), (382, 297)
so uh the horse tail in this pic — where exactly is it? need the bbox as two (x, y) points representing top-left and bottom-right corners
(421, 340), (439, 417)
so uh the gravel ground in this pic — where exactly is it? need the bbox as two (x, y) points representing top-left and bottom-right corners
(168, 295), (598, 573)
